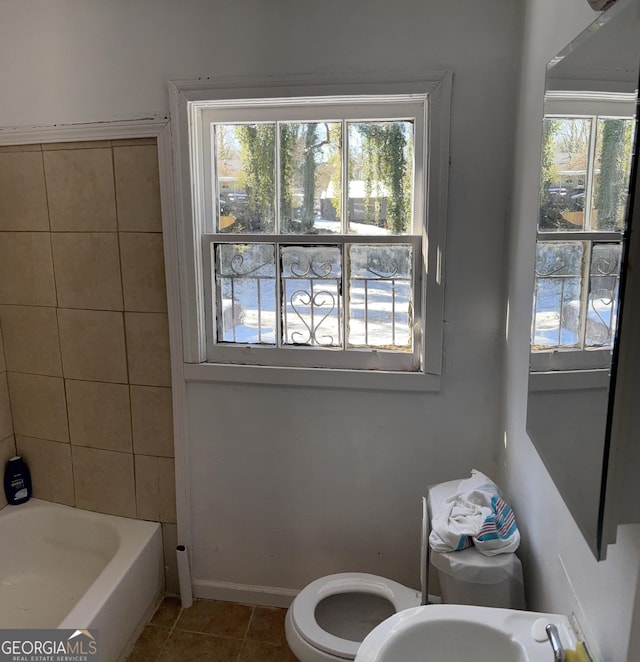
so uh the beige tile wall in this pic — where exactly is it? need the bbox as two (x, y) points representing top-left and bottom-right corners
(0, 140), (176, 531)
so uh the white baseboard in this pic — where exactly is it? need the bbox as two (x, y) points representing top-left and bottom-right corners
(193, 579), (298, 608)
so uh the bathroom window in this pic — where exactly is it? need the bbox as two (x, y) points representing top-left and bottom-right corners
(531, 99), (636, 372)
(171, 74), (451, 379)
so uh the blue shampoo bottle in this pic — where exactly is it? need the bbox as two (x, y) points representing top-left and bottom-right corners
(3, 456), (32, 505)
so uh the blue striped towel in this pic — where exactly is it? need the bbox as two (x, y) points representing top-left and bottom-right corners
(429, 470), (520, 556)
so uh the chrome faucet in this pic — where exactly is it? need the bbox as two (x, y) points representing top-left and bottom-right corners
(546, 623), (566, 662)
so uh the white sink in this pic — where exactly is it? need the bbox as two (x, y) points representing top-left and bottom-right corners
(355, 604), (576, 662)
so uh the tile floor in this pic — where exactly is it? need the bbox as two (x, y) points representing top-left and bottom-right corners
(127, 596), (298, 661)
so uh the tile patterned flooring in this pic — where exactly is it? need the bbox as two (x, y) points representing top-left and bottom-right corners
(127, 597), (298, 661)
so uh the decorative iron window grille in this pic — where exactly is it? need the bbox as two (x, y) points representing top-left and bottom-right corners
(212, 240), (414, 350)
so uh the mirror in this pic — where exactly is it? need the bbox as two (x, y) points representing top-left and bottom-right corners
(527, 0), (640, 559)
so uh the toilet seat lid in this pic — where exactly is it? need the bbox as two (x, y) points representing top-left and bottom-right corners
(290, 572), (420, 659)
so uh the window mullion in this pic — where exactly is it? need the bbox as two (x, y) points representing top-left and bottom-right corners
(275, 121), (281, 234)
(342, 243), (348, 351)
(341, 122), (348, 350)
(342, 119), (348, 234)
(412, 234), (422, 369)
(209, 124), (218, 234)
(584, 116), (598, 231)
(577, 240), (593, 350)
(275, 240), (283, 348)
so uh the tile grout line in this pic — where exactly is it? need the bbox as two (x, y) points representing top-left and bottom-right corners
(158, 602), (182, 662)
(236, 605), (256, 662)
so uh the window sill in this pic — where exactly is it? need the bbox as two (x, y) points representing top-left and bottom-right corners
(183, 361), (441, 392)
(528, 368), (610, 392)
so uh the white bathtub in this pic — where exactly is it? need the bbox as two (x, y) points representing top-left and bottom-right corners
(0, 499), (163, 661)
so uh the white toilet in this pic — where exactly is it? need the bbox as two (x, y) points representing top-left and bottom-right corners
(285, 479), (526, 662)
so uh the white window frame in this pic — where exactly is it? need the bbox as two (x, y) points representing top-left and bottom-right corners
(169, 72), (451, 390)
(531, 92), (636, 373)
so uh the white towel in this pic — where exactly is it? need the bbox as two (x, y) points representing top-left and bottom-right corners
(429, 470), (520, 556)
